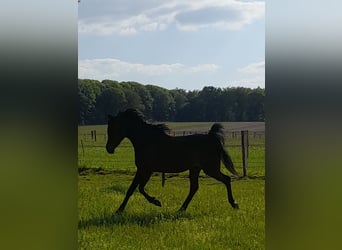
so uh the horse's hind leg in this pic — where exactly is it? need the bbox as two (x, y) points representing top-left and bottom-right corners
(116, 171), (141, 213)
(139, 171), (162, 207)
(205, 170), (239, 209)
(179, 168), (200, 211)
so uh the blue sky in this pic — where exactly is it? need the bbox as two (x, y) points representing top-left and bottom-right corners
(78, 0), (264, 90)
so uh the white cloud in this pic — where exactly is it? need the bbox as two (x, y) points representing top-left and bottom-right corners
(78, 58), (219, 81)
(231, 61), (265, 88)
(188, 64), (220, 73)
(234, 60), (265, 88)
(78, 0), (265, 35)
(238, 60), (265, 74)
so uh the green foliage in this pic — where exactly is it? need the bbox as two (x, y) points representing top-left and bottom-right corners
(78, 79), (265, 125)
(78, 79), (102, 125)
(146, 85), (176, 121)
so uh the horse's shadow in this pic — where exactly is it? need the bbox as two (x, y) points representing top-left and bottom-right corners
(78, 211), (194, 228)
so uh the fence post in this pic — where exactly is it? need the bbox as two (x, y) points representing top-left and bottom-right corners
(241, 130), (249, 177)
(80, 139), (85, 156)
(94, 130), (97, 142)
(162, 172), (165, 187)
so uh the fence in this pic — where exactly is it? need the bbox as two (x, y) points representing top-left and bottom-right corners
(78, 129), (265, 180)
(79, 130), (265, 142)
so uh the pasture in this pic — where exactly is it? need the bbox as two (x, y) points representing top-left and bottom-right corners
(78, 122), (265, 249)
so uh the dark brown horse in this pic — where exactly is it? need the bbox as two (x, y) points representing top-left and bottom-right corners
(106, 109), (239, 213)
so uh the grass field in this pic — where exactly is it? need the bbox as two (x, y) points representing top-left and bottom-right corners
(78, 122), (265, 249)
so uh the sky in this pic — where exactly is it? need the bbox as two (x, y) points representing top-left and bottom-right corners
(78, 0), (265, 90)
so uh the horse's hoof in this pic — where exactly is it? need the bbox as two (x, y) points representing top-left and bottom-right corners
(178, 206), (186, 212)
(231, 202), (239, 209)
(115, 209), (124, 214)
(112, 212), (121, 219)
(153, 199), (162, 207)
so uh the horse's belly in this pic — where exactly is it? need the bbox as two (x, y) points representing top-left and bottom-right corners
(153, 164), (189, 173)
(151, 153), (197, 173)
(136, 145), (200, 173)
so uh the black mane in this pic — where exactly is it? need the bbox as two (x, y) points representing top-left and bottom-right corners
(119, 109), (145, 123)
(120, 109), (170, 135)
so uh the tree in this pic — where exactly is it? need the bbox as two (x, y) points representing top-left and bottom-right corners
(120, 81), (153, 118)
(231, 87), (250, 121)
(146, 85), (175, 121)
(78, 79), (101, 124)
(246, 88), (265, 121)
(220, 88), (236, 121)
(198, 86), (223, 121)
(78, 78), (265, 124)
(170, 88), (188, 121)
(122, 88), (143, 111)
(94, 87), (126, 124)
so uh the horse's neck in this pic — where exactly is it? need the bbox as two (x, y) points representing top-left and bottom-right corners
(126, 125), (147, 149)
(126, 124), (162, 149)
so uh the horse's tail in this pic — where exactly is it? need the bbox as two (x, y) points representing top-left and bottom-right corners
(220, 144), (239, 176)
(209, 123), (239, 176)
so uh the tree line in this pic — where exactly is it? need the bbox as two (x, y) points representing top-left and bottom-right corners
(78, 79), (264, 125)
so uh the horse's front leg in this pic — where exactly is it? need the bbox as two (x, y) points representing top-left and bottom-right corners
(116, 171), (141, 213)
(138, 171), (161, 207)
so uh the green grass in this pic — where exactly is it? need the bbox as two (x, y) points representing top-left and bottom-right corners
(79, 173), (264, 250)
(78, 123), (265, 249)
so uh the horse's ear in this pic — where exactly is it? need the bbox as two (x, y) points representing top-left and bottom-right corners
(108, 114), (114, 120)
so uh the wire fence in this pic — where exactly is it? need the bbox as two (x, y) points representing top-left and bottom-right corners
(78, 130), (265, 173)
(78, 130), (265, 144)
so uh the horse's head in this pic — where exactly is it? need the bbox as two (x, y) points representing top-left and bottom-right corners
(106, 113), (126, 154)
(106, 109), (145, 154)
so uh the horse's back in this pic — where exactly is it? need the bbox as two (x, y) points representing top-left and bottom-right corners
(135, 134), (220, 173)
